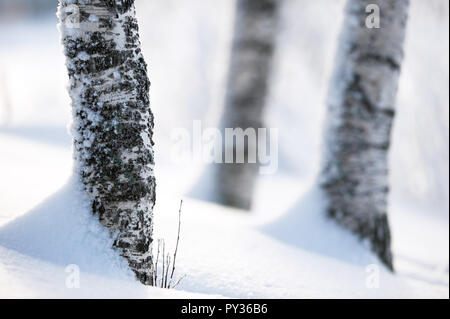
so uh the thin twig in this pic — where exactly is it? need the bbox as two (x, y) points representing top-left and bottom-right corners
(150, 200), (185, 289)
(154, 239), (161, 286)
(161, 240), (166, 288)
(172, 274), (186, 289)
(164, 255), (171, 288)
(168, 199), (183, 288)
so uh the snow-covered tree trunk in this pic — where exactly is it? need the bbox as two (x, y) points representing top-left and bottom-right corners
(321, 0), (410, 270)
(58, 0), (155, 284)
(213, 0), (281, 210)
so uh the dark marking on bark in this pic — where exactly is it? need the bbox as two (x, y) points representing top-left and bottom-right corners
(357, 54), (400, 71)
(105, 0), (135, 14)
(234, 40), (274, 56)
(239, 0), (277, 13)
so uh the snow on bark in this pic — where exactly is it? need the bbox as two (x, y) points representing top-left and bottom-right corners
(213, 0), (281, 210)
(321, 0), (410, 270)
(58, 0), (155, 284)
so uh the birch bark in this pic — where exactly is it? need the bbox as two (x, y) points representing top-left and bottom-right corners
(58, 0), (156, 284)
(321, 0), (410, 269)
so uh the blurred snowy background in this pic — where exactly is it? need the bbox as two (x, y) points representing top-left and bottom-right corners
(0, 0), (448, 298)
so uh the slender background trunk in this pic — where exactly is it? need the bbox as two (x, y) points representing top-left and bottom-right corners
(213, 0), (281, 210)
(58, 0), (156, 284)
(321, 0), (410, 270)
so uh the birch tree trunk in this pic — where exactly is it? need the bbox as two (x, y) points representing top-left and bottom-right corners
(213, 0), (281, 210)
(321, 0), (410, 270)
(58, 0), (155, 284)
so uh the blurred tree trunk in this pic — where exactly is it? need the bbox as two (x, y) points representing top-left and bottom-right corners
(58, 0), (155, 284)
(213, 0), (281, 210)
(321, 0), (410, 270)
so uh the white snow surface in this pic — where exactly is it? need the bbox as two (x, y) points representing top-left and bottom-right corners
(0, 0), (448, 298)
(0, 132), (447, 298)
